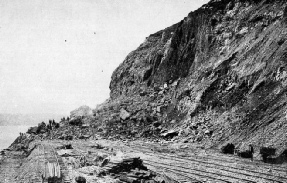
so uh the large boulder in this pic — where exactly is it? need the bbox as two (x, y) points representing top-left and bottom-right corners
(69, 117), (82, 126)
(160, 129), (179, 139)
(120, 108), (131, 120)
(222, 143), (235, 154)
(75, 176), (86, 183)
(27, 126), (38, 134)
(37, 122), (47, 133)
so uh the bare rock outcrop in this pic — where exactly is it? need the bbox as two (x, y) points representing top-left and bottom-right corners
(97, 0), (287, 151)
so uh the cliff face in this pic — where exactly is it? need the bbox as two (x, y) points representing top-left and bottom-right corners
(110, 0), (287, 97)
(4, 1), (287, 182)
(19, 0), (287, 153)
(103, 0), (287, 151)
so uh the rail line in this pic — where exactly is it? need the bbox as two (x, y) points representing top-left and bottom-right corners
(128, 144), (287, 183)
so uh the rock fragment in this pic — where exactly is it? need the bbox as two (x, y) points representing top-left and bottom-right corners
(75, 176), (86, 183)
(120, 108), (131, 120)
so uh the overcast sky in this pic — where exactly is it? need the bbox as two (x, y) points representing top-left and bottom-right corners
(0, 0), (209, 115)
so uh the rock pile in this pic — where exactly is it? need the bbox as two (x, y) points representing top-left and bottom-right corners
(100, 157), (147, 174)
(99, 157), (163, 183)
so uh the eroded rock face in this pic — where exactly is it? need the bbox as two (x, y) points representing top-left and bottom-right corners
(101, 0), (287, 150)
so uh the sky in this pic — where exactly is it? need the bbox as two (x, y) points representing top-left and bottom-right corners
(0, 0), (209, 115)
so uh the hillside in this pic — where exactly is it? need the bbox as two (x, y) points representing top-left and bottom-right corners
(21, 0), (287, 153)
(8, 0), (287, 157)
(92, 0), (287, 152)
(3, 0), (287, 182)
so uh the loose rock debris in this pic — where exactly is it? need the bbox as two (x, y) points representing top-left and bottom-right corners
(99, 157), (164, 183)
(3, 139), (287, 182)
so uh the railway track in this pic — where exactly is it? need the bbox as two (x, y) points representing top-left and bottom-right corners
(3, 139), (287, 183)
(0, 158), (21, 183)
(128, 143), (287, 183)
(9, 144), (45, 183)
(143, 150), (287, 182)
(42, 144), (72, 183)
(162, 168), (203, 183)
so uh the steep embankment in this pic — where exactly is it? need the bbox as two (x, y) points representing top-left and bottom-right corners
(93, 0), (287, 153)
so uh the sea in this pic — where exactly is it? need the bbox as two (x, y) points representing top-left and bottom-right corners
(0, 125), (31, 150)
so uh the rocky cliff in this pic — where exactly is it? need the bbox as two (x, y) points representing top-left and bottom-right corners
(5, 1), (287, 182)
(96, 0), (287, 152)
(15, 0), (287, 154)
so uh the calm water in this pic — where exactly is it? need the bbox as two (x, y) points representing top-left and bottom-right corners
(0, 126), (30, 150)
